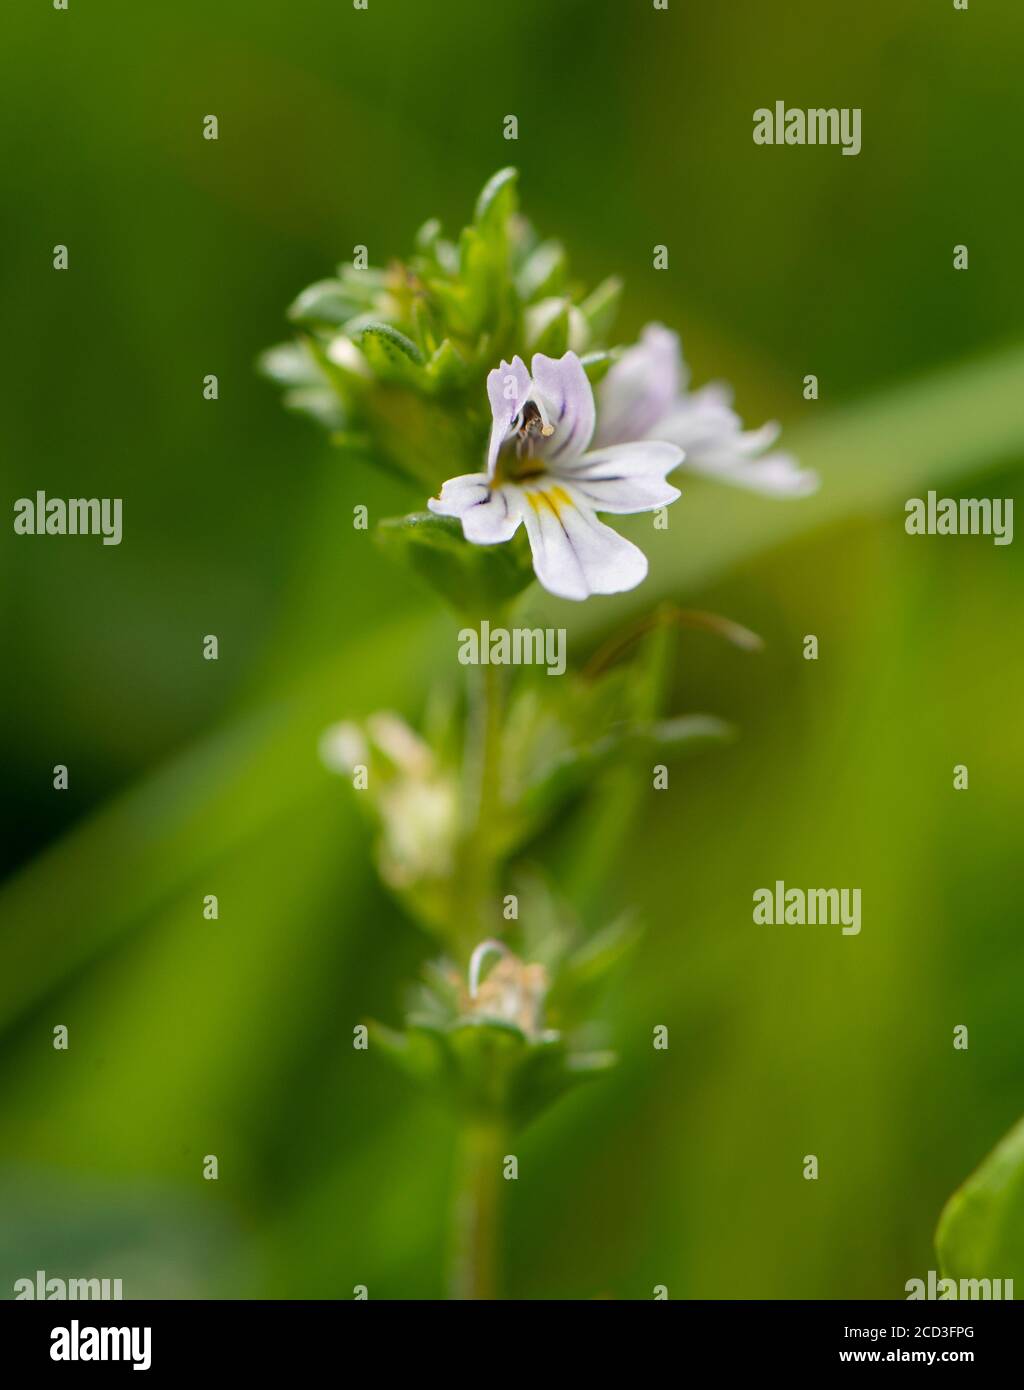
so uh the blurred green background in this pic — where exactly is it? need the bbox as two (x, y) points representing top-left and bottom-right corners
(2, 0), (1022, 1299)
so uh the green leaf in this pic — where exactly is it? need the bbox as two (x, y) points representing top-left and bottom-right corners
(411, 299), (441, 358)
(514, 714), (732, 844)
(424, 338), (469, 391)
(335, 265), (390, 303)
(580, 350), (614, 384)
(414, 217), (443, 255)
(511, 1040), (616, 1128)
(516, 240), (567, 303)
(369, 1022), (445, 1085)
(473, 166), (518, 234)
(557, 916), (640, 996)
(282, 386), (346, 431)
(455, 169), (520, 340)
(425, 276), (473, 338)
(257, 340), (324, 388)
(376, 511), (535, 616)
(936, 1115), (1024, 1285)
(355, 322), (425, 384)
(429, 1020), (614, 1127)
(632, 714), (736, 753)
(578, 277), (623, 344)
(438, 1020), (532, 1114)
(458, 226), (502, 337)
(545, 915), (641, 1029)
(287, 279), (360, 327)
(260, 346), (346, 429)
(525, 298), (570, 357)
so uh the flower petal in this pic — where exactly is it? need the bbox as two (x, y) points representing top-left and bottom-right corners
(685, 447), (818, 497)
(652, 393), (743, 455)
(655, 399), (817, 497)
(428, 472), (489, 514)
(518, 483), (648, 601)
(485, 357), (532, 477)
(552, 441), (683, 513)
(529, 351), (596, 464)
(595, 323), (683, 446)
(689, 379), (733, 411)
(428, 473), (522, 543)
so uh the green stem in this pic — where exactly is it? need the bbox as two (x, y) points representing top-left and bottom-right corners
(448, 1115), (506, 1300)
(447, 623), (510, 1298)
(456, 653), (505, 952)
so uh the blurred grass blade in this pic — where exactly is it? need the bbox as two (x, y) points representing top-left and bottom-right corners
(936, 1115), (1024, 1285)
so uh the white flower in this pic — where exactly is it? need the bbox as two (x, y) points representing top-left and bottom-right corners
(320, 712), (458, 890)
(596, 324), (817, 498)
(319, 720), (368, 773)
(428, 351), (683, 601)
(466, 940), (554, 1041)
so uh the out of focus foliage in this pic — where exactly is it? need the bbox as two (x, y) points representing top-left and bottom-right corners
(2, 0), (1023, 1299)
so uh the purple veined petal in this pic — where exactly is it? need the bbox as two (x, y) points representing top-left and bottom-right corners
(517, 481), (649, 601)
(728, 421), (783, 456)
(653, 403), (817, 496)
(652, 396), (744, 454)
(528, 351), (596, 465)
(682, 445), (819, 497)
(556, 439), (683, 481)
(485, 357), (532, 477)
(428, 473), (524, 542)
(428, 472), (491, 516)
(461, 484), (523, 543)
(594, 323), (683, 447)
(558, 442), (683, 514)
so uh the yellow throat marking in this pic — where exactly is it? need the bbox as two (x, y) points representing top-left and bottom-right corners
(528, 485), (573, 519)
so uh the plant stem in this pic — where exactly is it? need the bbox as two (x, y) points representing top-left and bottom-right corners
(475, 658), (505, 841)
(457, 654), (505, 950)
(448, 1114), (506, 1300)
(447, 630), (510, 1298)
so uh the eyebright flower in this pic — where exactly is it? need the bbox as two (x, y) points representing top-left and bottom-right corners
(320, 713), (458, 891)
(428, 351), (683, 601)
(595, 324), (817, 497)
(465, 940), (554, 1042)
